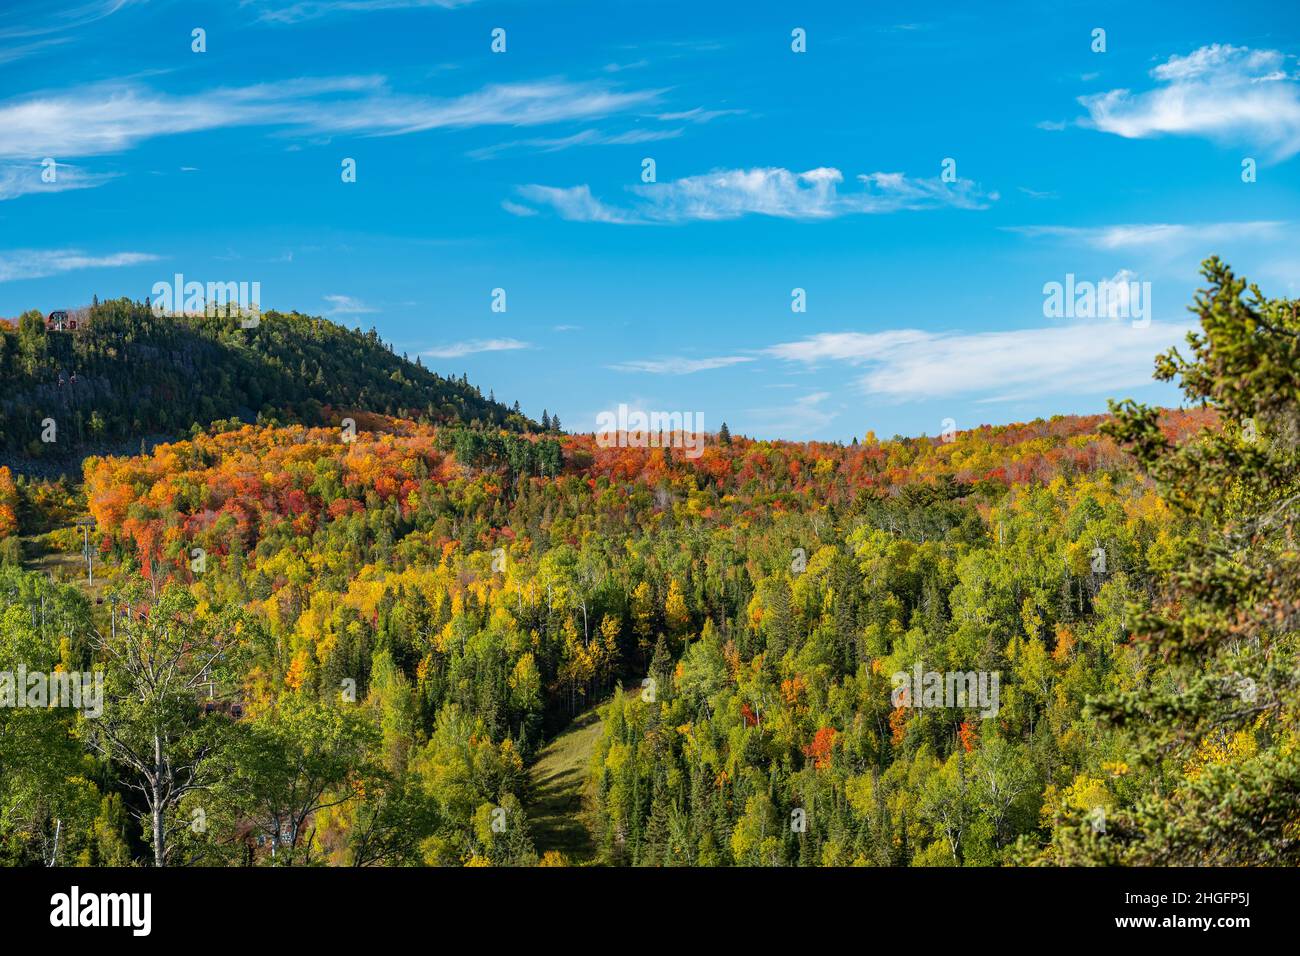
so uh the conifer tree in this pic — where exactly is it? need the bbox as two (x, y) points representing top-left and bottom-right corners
(1064, 258), (1300, 865)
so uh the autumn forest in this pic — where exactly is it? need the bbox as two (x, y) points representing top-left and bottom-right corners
(0, 259), (1297, 870)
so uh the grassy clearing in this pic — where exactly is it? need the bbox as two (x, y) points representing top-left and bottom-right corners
(525, 701), (608, 864)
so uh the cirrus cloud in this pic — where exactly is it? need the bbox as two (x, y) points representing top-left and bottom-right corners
(322, 294), (377, 315)
(422, 338), (532, 359)
(0, 161), (118, 201)
(767, 320), (1193, 403)
(0, 248), (159, 282)
(249, 0), (479, 24)
(510, 166), (997, 224)
(609, 355), (754, 374)
(1007, 220), (1287, 251)
(0, 77), (663, 160)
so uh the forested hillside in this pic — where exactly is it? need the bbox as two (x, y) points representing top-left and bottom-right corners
(0, 299), (531, 459)
(0, 260), (1295, 867)
(0, 396), (1213, 865)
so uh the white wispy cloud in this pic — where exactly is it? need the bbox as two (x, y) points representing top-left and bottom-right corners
(422, 338), (531, 359)
(1078, 44), (1300, 161)
(469, 126), (682, 160)
(513, 166), (996, 224)
(766, 331), (936, 364)
(1008, 220), (1286, 250)
(250, 0), (478, 24)
(510, 184), (638, 223)
(609, 355), (754, 374)
(654, 107), (746, 123)
(0, 1), (134, 64)
(0, 162), (117, 200)
(323, 294), (377, 314)
(0, 248), (159, 282)
(0, 78), (661, 159)
(0, 35), (71, 65)
(767, 321), (1191, 402)
(745, 391), (837, 433)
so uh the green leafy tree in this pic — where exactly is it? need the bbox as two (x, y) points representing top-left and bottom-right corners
(87, 584), (242, 866)
(222, 698), (379, 865)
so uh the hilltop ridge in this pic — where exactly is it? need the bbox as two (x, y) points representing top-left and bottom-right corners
(0, 298), (533, 465)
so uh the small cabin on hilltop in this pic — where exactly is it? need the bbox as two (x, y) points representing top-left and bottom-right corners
(46, 310), (82, 331)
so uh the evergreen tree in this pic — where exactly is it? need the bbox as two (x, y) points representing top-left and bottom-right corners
(649, 635), (673, 702)
(641, 771), (671, 866)
(1068, 258), (1300, 865)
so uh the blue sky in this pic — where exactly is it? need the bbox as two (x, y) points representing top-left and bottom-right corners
(1, 0), (1298, 441)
